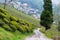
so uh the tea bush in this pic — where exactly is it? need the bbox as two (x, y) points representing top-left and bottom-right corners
(0, 19), (5, 26)
(9, 24), (17, 32)
(10, 16), (17, 21)
(0, 7), (35, 33)
(10, 21), (19, 27)
(0, 13), (6, 19)
(3, 18), (9, 24)
(2, 24), (13, 31)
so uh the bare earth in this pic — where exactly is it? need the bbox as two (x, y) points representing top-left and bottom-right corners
(25, 29), (52, 40)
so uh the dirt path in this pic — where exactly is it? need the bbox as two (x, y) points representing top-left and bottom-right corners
(25, 28), (52, 40)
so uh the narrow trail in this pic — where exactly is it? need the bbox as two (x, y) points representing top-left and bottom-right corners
(25, 28), (52, 40)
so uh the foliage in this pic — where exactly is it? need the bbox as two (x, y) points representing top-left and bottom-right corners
(43, 24), (60, 38)
(0, 19), (5, 26)
(0, 28), (14, 40)
(58, 21), (60, 31)
(9, 24), (17, 32)
(2, 24), (13, 31)
(3, 18), (9, 24)
(0, 28), (32, 40)
(18, 25), (33, 33)
(0, 7), (36, 33)
(40, 0), (53, 30)
(40, 26), (45, 33)
(0, 5), (39, 40)
(10, 16), (17, 21)
(0, 13), (6, 19)
(10, 21), (19, 27)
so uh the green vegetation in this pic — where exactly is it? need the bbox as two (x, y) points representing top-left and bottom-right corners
(0, 6), (36, 40)
(40, 0), (60, 38)
(40, 0), (53, 30)
(0, 28), (33, 40)
(58, 21), (60, 31)
(0, 6), (37, 32)
(0, 3), (40, 27)
(40, 24), (60, 38)
(0, 2), (59, 39)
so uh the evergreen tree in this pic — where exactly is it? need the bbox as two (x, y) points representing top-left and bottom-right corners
(40, 0), (53, 30)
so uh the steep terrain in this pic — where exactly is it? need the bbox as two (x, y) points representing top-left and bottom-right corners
(0, 3), (40, 27)
(0, 6), (40, 40)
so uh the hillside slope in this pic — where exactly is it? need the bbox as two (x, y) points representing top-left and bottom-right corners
(0, 6), (38, 40)
(0, 6), (37, 32)
(0, 3), (40, 27)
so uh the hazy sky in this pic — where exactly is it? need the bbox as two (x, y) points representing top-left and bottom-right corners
(0, 0), (60, 5)
(52, 0), (60, 5)
(0, 0), (4, 3)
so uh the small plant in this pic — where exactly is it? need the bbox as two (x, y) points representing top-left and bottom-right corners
(0, 13), (6, 19)
(18, 25), (27, 33)
(9, 24), (17, 32)
(2, 24), (13, 31)
(10, 21), (19, 27)
(58, 21), (60, 31)
(3, 18), (9, 24)
(10, 16), (17, 21)
(0, 19), (5, 26)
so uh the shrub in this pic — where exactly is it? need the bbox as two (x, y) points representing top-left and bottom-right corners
(3, 18), (9, 24)
(0, 9), (6, 14)
(10, 21), (19, 27)
(0, 19), (5, 26)
(0, 8), (8, 15)
(17, 25), (33, 33)
(45, 30), (53, 38)
(24, 22), (30, 26)
(0, 13), (6, 19)
(17, 19), (28, 25)
(17, 25), (27, 33)
(9, 24), (17, 32)
(58, 21), (60, 31)
(26, 26), (33, 33)
(10, 16), (17, 21)
(40, 26), (45, 33)
(2, 24), (13, 31)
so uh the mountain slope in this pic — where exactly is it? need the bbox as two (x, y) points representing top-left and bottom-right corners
(0, 6), (36, 32)
(19, 0), (43, 10)
(0, 3), (40, 27)
(0, 6), (37, 40)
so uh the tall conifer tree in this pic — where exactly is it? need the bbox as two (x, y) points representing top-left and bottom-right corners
(40, 0), (53, 30)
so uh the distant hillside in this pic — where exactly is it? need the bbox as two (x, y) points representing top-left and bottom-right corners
(0, 3), (40, 40)
(0, 6), (35, 32)
(0, 3), (40, 27)
(19, 0), (43, 10)
(7, 0), (60, 21)
(0, 3), (40, 33)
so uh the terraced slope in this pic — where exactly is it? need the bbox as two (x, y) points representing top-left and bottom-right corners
(0, 3), (40, 27)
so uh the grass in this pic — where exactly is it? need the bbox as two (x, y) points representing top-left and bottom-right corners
(0, 27), (33, 40)
(45, 24), (60, 38)
(0, 6), (36, 32)
(40, 24), (60, 38)
(0, 3), (40, 27)
(0, 4), (38, 40)
(1, 3), (60, 39)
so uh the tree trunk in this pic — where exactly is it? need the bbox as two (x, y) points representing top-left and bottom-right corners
(4, 0), (6, 9)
